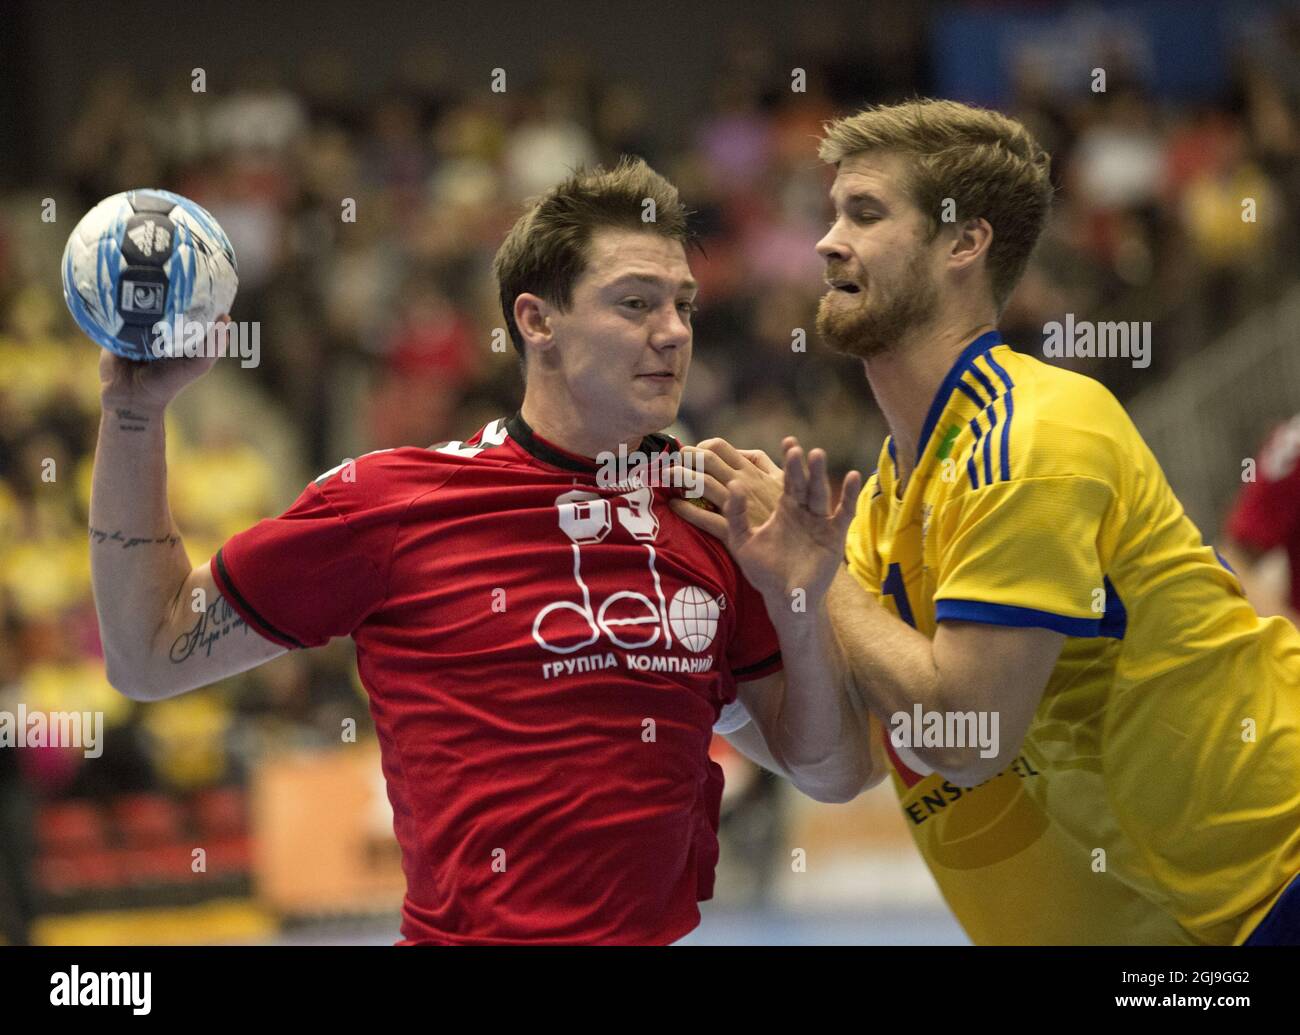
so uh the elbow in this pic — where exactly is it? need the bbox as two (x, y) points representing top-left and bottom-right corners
(777, 724), (881, 804)
(801, 780), (865, 805)
(104, 660), (163, 702)
(909, 686), (1011, 786)
(928, 747), (1006, 787)
(788, 758), (878, 804)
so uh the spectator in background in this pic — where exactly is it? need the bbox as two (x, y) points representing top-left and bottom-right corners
(503, 88), (597, 199)
(367, 275), (479, 448)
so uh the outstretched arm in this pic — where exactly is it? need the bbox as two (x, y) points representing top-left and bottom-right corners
(90, 333), (286, 702)
(673, 438), (879, 802)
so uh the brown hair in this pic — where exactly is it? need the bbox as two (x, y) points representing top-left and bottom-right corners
(493, 157), (691, 360)
(819, 98), (1053, 312)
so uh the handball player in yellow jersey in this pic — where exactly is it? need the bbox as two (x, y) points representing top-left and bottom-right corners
(673, 99), (1300, 945)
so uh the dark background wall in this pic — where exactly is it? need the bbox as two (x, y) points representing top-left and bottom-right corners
(4, 0), (927, 183)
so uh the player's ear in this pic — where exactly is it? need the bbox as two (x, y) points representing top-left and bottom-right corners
(949, 217), (993, 271)
(514, 293), (554, 351)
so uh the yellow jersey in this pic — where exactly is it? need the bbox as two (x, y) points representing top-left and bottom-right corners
(845, 330), (1300, 945)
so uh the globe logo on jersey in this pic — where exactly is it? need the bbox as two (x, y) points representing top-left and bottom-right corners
(669, 586), (719, 652)
(531, 487), (724, 658)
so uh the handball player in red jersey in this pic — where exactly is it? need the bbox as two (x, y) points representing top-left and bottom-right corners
(87, 158), (878, 944)
(1222, 413), (1300, 628)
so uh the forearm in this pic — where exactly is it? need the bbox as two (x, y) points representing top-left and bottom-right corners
(829, 567), (1066, 785)
(763, 592), (877, 801)
(827, 572), (983, 781)
(89, 403), (192, 691)
(827, 566), (942, 718)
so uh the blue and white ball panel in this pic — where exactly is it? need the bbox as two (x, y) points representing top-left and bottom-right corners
(62, 193), (130, 349)
(61, 188), (238, 361)
(161, 192), (239, 329)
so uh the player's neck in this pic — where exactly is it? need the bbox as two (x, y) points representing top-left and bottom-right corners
(863, 319), (996, 493)
(519, 395), (645, 461)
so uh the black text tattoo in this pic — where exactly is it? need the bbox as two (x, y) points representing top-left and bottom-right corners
(170, 595), (248, 663)
(89, 527), (182, 549)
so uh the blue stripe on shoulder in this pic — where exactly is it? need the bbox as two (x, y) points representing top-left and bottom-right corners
(983, 403), (998, 487)
(968, 361), (997, 401)
(915, 330), (1002, 466)
(955, 379), (986, 409)
(1000, 390), (1013, 481)
(982, 353), (1016, 482)
(967, 416), (984, 488)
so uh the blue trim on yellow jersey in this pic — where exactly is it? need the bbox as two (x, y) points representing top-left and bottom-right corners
(916, 330), (1003, 465)
(983, 403), (998, 486)
(1000, 390), (1014, 481)
(983, 352), (1015, 482)
(936, 585), (1127, 639)
(967, 361), (998, 402)
(1098, 576), (1128, 638)
(965, 397), (1014, 490)
(955, 379), (986, 408)
(883, 562), (917, 628)
(967, 417), (984, 488)
(1244, 872), (1300, 945)
(935, 598), (1101, 636)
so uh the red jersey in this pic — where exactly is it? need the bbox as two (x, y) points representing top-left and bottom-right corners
(210, 412), (782, 944)
(1226, 414), (1300, 612)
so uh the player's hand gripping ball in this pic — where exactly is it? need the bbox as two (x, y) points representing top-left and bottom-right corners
(62, 189), (238, 361)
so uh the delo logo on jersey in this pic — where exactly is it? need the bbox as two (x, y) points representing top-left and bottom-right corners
(533, 486), (723, 678)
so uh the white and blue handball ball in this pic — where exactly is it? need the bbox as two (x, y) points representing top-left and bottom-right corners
(61, 189), (238, 361)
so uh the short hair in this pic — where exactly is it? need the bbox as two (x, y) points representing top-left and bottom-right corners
(493, 157), (691, 362)
(818, 98), (1053, 312)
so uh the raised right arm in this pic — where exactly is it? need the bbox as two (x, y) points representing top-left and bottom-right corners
(89, 335), (286, 702)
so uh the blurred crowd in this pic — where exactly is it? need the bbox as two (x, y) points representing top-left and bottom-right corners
(1, 6), (1298, 940)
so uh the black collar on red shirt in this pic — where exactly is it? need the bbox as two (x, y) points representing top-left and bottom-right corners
(505, 411), (678, 473)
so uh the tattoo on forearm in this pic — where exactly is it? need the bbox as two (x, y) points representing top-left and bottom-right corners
(89, 527), (182, 549)
(114, 408), (152, 432)
(170, 596), (248, 663)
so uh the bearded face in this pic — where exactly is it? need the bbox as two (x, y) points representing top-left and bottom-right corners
(816, 236), (939, 359)
(814, 151), (946, 360)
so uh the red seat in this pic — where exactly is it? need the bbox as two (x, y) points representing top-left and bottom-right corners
(111, 793), (186, 847)
(192, 787), (247, 839)
(117, 844), (197, 883)
(36, 800), (109, 853)
(205, 836), (253, 875)
(36, 848), (123, 894)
